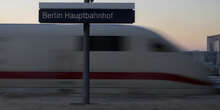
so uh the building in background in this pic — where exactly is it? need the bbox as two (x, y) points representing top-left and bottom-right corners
(207, 34), (220, 75)
(207, 34), (220, 52)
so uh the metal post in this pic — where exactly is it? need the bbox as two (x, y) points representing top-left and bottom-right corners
(83, 0), (91, 104)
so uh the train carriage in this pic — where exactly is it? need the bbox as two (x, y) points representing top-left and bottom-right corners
(0, 24), (216, 95)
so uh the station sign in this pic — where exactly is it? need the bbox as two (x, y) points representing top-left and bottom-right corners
(39, 3), (135, 23)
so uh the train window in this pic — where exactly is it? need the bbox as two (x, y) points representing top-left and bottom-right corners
(150, 42), (172, 52)
(77, 36), (127, 51)
(90, 36), (125, 51)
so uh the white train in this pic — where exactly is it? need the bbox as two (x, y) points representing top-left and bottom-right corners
(0, 24), (216, 95)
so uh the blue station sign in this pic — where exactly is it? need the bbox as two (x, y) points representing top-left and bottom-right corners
(39, 3), (135, 23)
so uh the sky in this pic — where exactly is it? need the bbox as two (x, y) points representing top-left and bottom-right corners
(0, 0), (220, 51)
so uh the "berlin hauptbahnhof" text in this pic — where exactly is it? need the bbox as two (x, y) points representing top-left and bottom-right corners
(42, 12), (114, 20)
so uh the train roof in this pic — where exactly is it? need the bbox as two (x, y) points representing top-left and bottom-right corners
(0, 24), (181, 51)
(0, 24), (170, 39)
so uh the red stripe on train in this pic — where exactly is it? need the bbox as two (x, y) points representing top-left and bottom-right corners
(0, 72), (213, 86)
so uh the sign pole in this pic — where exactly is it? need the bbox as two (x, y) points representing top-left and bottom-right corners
(83, 0), (90, 104)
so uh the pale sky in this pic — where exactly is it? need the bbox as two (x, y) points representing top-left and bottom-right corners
(0, 0), (220, 51)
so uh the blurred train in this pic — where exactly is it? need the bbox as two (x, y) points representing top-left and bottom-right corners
(0, 24), (216, 95)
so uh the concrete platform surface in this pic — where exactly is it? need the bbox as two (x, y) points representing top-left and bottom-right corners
(0, 89), (220, 110)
